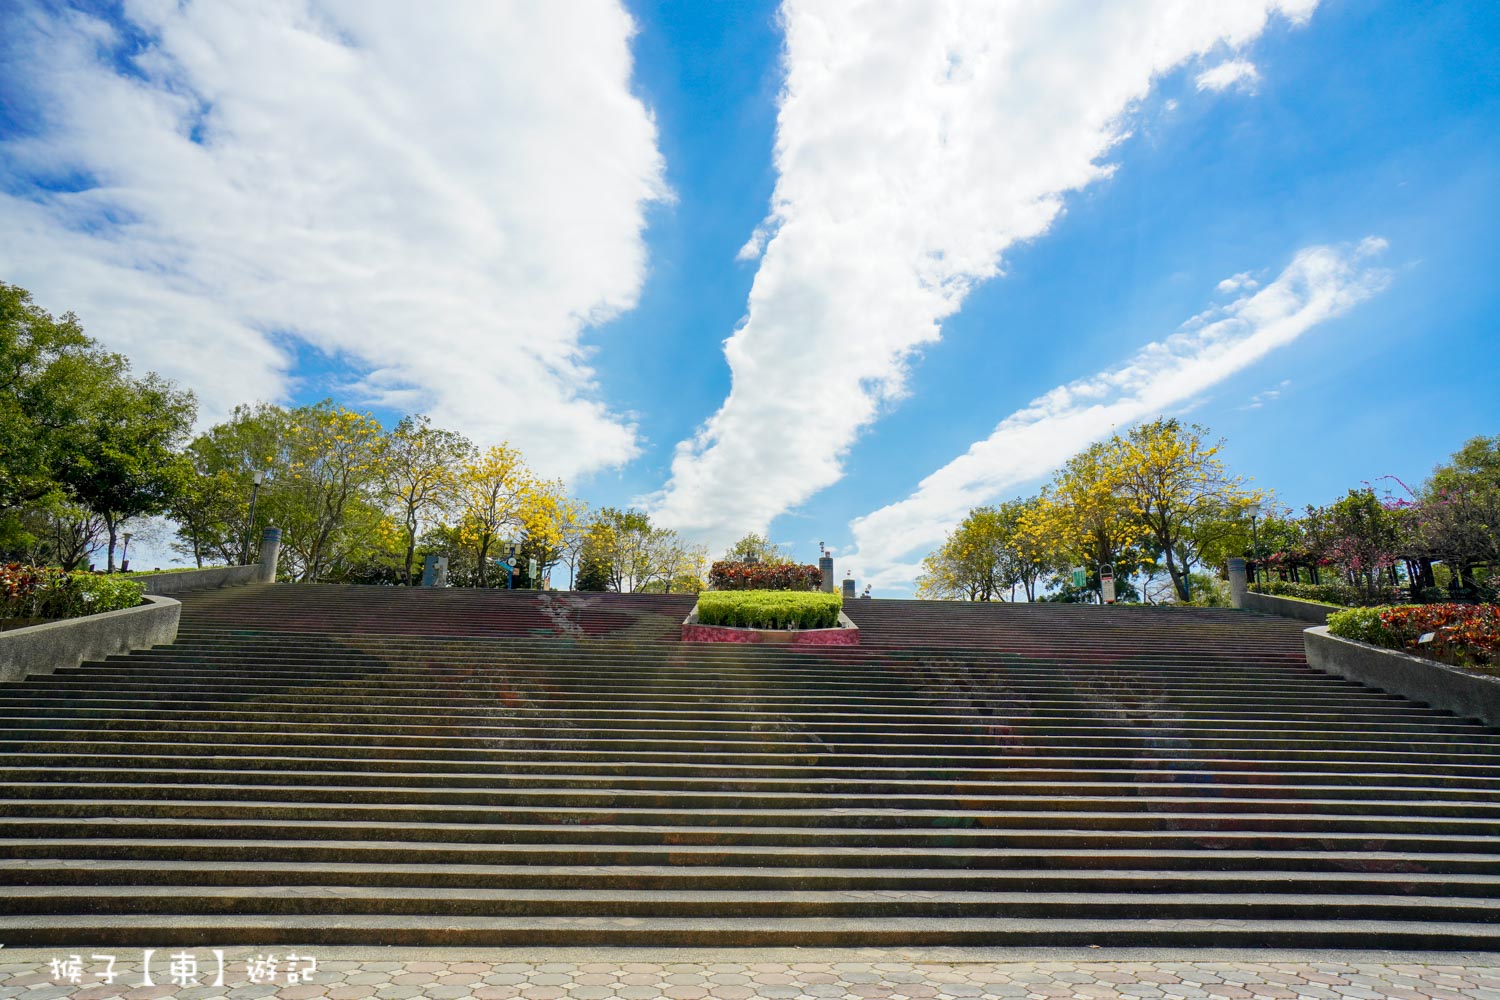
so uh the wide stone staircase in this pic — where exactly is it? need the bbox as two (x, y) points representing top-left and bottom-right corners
(1, 584), (1498, 947)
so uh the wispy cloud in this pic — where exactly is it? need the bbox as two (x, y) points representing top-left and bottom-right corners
(1196, 58), (1262, 93)
(1242, 378), (1293, 410)
(845, 238), (1392, 591)
(649, 0), (1322, 545)
(0, 1), (666, 479)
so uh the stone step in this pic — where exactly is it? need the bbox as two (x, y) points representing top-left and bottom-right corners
(8, 714), (1494, 747)
(7, 859), (1500, 893)
(5, 782), (1498, 817)
(9, 704), (1486, 736)
(1, 692), (1456, 723)
(3, 805), (1496, 837)
(6, 767), (1496, 800)
(1, 914), (1496, 948)
(4, 753), (1494, 783)
(5, 885), (1499, 922)
(7, 737), (1496, 769)
(10, 838), (1497, 872)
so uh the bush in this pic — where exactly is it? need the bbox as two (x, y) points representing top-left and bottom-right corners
(708, 561), (823, 591)
(1326, 606), (1393, 647)
(1, 563), (144, 623)
(1328, 603), (1499, 670)
(697, 589), (843, 630)
(1251, 579), (1410, 608)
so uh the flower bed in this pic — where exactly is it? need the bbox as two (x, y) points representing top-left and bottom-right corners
(1327, 603), (1498, 672)
(708, 561), (822, 591)
(2, 564), (145, 627)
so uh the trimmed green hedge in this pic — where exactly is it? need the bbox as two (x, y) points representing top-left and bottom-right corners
(697, 590), (843, 630)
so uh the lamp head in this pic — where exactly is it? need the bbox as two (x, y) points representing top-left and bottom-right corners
(1247, 501), (1261, 519)
(252, 470), (266, 486)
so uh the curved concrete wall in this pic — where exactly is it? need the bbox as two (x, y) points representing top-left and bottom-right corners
(1304, 625), (1500, 728)
(1244, 591), (1341, 624)
(135, 564), (263, 595)
(0, 594), (180, 684)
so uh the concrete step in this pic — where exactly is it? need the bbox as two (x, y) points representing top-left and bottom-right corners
(5, 885), (1499, 922)
(10, 839), (1497, 872)
(1, 914), (1497, 948)
(6, 859), (1500, 892)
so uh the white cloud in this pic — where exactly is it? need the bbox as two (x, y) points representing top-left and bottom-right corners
(649, 0), (1321, 546)
(844, 238), (1391, 591)
(1196, 58), (1261, 93)
(1241, 377), (1293, 410)
(0, 1), (666, 479)
(1217, 271), (1261, 294)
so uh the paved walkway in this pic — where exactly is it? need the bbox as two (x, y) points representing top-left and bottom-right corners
(1, 950), (1498, 1000)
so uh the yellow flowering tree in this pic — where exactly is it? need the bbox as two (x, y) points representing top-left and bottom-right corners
(380, 414), (473, 586)
(269, 402), (392, 582)
(1107, 418), (1260, 601)
(451, 443), (545, 586)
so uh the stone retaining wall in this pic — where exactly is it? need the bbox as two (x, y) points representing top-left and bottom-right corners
(1304, 625), (1500, 728)
(0, 594), (180, 684)
(1244, 590), (1341, 624)
(134, 564), (263, 595)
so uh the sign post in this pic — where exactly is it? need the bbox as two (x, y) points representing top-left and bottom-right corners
(1099, 563), (1116, 605)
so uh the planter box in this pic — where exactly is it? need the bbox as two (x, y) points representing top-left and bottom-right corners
(1244, 590), (1341, 624)
(682, 606), (860, 645)
(1304, 625), (1500, 728)
(1, 594), (181, 684)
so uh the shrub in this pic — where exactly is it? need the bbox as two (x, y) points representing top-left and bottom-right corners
(708, 561), (823, 591)
(1252, 579), (1376, 607)
(697, 589), (843, 630)
(1328, 603), (1499, 669)
(1326, 606), (1394, 647)
(1, 564), (144, 623)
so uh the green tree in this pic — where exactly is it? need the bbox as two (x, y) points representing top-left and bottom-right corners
(381, 415), (473, 585)
(722, 532), (792, 565)
(58, 372), (197, 571)
(0, 282), (104, 518)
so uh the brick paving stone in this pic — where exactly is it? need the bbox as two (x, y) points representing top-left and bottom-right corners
(528, 974), (573, 987)
(422, 985), (473, 1000)
(616, 987), (665, 1000)
(620, 973), (662, 986)
(662, 986), (710, 1000)
(441, 972), (485, 986)
(521, 987), (567, 1000)
(572, 973), (617, 986)
(473, 986), (525, 1000)
(567, 986), (617, 1000)
(709, 987), (758, 1000)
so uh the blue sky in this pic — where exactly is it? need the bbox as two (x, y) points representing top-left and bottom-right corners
(2, 0), (1497, 590)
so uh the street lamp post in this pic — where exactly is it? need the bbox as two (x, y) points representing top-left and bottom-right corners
(242, 470), (265, 565)
(121, 532), (133, 573)
(1247, 501), (1262, 587)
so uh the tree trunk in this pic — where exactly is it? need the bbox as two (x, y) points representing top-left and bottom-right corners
(104, 516), (118, 573)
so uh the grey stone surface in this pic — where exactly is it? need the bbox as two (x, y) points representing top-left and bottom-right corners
(0, 593), (179, 684)
(258, 526), (281, 583)
(1244, 590), (1340, 624)
(1304, 625), (1500, 728)
(1228, 558), (1248, 609)
(134, 565), (262, 596)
